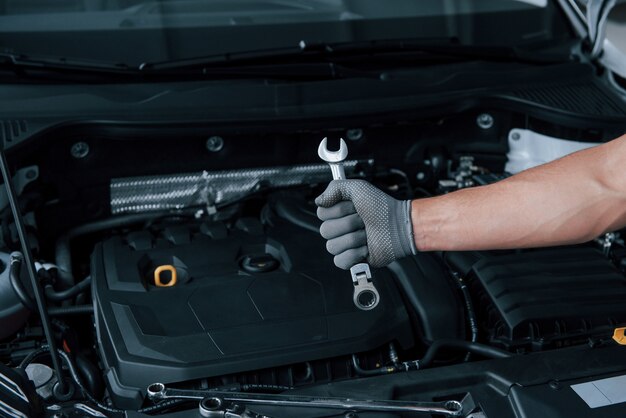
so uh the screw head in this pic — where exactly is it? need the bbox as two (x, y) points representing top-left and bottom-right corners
(70, 142), (89, 159)
(511, 132), (521, 141)
(346, 128), (363, 141)
(416, 172), (426, 181)
(206, 136), (224, 153)
(476, 113), (494, 129)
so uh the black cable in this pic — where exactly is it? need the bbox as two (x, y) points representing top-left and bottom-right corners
(138, 399), (190, 414)
(55, 212), (166, 286)
(0, 149), (68, 396)
(45, 276), (92, 302)
(48, 305), (93, 316)
(417, 339), (511, 369)
(351, 355), (393, 376)
(19, 346), (49, 369)
(55, 181), (274, 284)
(57, 348), (123, 414)
(352, 340), (511, 376)
(9, 255), (92, 308)
(22, 346), (292, 415)
(452, 271), (479, 361)
(9, 252), (35, 310)
(241, 384), (294, 393)
(22, 346), (189, 415)
(54, 202), (240, 285)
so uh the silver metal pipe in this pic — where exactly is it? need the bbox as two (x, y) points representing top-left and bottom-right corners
(110, 161), (361, 215)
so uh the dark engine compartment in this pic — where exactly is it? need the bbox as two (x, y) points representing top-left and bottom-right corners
(2, 102), (626, 418)
(93, 213), (413, 408)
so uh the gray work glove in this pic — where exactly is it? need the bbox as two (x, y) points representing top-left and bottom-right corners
(315, 179), (417, 270)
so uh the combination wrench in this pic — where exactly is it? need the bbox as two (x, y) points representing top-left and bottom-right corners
(317, 137), (380, 311)
(146, 383), (466, 417)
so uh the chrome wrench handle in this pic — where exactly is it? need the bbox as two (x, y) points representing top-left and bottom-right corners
(317, 137), (380, 311)
(147, 383), (466, 417)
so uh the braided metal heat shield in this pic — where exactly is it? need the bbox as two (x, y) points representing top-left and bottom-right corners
(110, 161), (361, 215)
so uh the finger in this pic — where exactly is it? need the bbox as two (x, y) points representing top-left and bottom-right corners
(315, 180), (351, 208)
(326, 230), (367, 255)
(334, 246), (368, 270)
(319, 213), (365, 240)
(317, 201), (356, 221)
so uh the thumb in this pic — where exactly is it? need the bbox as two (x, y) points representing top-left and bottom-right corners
(315, 180), (350, 208)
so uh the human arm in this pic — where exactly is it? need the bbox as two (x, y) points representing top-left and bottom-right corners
(316, 134), (626, 269)
(412, 134), (626, 251)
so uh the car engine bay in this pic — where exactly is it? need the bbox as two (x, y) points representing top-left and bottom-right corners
(1, 95), (626, 418)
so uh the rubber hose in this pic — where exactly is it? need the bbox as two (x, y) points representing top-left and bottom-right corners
(19, 346), (49, 369)
(75, 355), (105, 400)
(453, 273), (479, 362)
(273, 197), (320, 233)
(45, 277), (92, 302)
(418, 339), (511, 369)
(59, 348), (183, 415)
(9, 252), (35, 310)
(351, 355), (390, 376)
(48, 305), (93, 316)
(55, 211), (200, 286)
(22, 346), (218, 415)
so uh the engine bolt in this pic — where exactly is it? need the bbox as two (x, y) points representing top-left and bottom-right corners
(549, 380), (561, 390)
(511, 132), (521, 141)
(70, 142), (90, 159)
(476, 113), (494, 130)
(346, 128), (364, 141)
(206, 136), (225, 153)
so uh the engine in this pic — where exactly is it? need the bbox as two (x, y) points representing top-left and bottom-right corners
(88, 151), (626, 409)
(92, 201), (414, 408)
(2, 114), (626, 417)
(447, 247), (626, 351)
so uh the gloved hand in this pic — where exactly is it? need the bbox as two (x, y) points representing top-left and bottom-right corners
(315, 179), (417, 270)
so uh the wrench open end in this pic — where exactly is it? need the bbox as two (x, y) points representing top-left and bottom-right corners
(318, 137), (348, 163)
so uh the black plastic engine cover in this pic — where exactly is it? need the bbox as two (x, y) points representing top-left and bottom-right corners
(468, 247), (626, 351)
(92, 219), (413, 408)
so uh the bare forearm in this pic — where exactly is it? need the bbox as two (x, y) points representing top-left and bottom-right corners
(412, 134), (626, 252)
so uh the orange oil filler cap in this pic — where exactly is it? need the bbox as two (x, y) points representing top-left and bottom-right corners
(154, 265), (177, 287)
